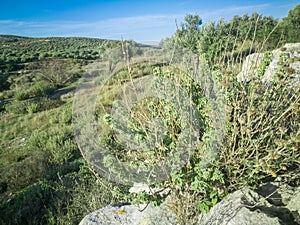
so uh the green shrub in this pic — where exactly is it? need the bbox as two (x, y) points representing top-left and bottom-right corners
(28, 126), (79, 165)
(38, 97), (64, 111)
(5, 97), (63, 114)
(0, 150), (50, 193)
(99, 65), (222, 224)
(27, 102), (40, 114)
(5, 99), (30, 114)
(102, 56), (299, 225)
(45, 164), (117, 225)
(0, 182), (52, 225)
(0, 73), (10, 91)
(220, 61), (300, 190)
(29, 81), (56, 97)
(14, 90), (29, 101)
(59, 107), (72, 125)
(257, 51), (273, 78)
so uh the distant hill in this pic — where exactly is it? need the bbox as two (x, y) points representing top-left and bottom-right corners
(0, 35), (121, 66)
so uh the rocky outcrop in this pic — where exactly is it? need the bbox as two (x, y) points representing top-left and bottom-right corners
(80, 182), (300, 225)
(237, 53), (264, 82)
(79, 200), (178, 225)
(198, 182), (300, 225)
(79, 183), (174, 225)
(237, 43), (300, 87)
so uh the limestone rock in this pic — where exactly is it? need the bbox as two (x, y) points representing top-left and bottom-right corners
(129, 183), (170, 196)
(198, 188), (281, 225)
(79, 201), (178, 225)
(199, 182), (300, 225)
(80, 182), (300, 225)
(237, 43), (300, 87)
(237, 53), (264, 82)
(286, 188), (300, 224)
(60, 91), (74, 100)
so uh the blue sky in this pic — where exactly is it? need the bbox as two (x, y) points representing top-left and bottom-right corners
(0, 0), (298, 43)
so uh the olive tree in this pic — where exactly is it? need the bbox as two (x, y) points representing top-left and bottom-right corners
(33, 59), (80, 86)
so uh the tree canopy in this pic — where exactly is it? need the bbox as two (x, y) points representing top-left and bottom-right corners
(171, 4), (299, 66)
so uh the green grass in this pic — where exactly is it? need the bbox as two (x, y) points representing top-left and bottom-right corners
(0, 95), (118, 224)
(0, 38), (123, 223)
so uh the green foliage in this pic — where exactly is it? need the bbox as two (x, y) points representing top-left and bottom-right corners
(0, 108), (108, 224)
(26, 102), (40, 114)
(29, 81), (56, 97)
(59, 107), (73, 125)
(98, 65), (224, 224)
(257, 51), (273, 78)
(0, 36), (125, 225)
(0, 36), (121, 66)
(100, 66), (205, 168)
(0, 73), (10, 91)
(175, 14), (202, 53)
(0, 182), (52, 224)
(0, 162), (116, 225)
(28, 126), (78, 164)
(171, 9), (296, 67)
(44, 164), (117, 225)
(94, 35), (298, 224)
(280, 4), (300, 43)
(0, 150), (51, 193)
(5, 97), (63, 114)
(219, 56), (300, 190)
(14, 90), (30, 101)
(32, 59), (80, 86)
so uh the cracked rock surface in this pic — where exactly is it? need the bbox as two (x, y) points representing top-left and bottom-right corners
(237, 43), (300, 88)
(80, 182), (300, 225)
(79, 201), (178, 225)
(198, 182), (300, 225)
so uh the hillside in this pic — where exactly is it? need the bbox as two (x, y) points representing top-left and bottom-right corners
(0, 34), (165, 224)
(0, 35), (126, 224)
(0, 35), (120, 65)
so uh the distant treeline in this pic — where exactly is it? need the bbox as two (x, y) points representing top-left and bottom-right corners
(0, 36), (121, 70)
(163, 4), (300, 65)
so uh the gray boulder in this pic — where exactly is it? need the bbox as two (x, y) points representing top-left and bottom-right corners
(198, 188), (281, 225)
(237, 53), (264, 82)
(237, 43), (300, 87)
(79, 182), (300, 225)
(198, 182), (300, 225)
(79, 200), (178, 225)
